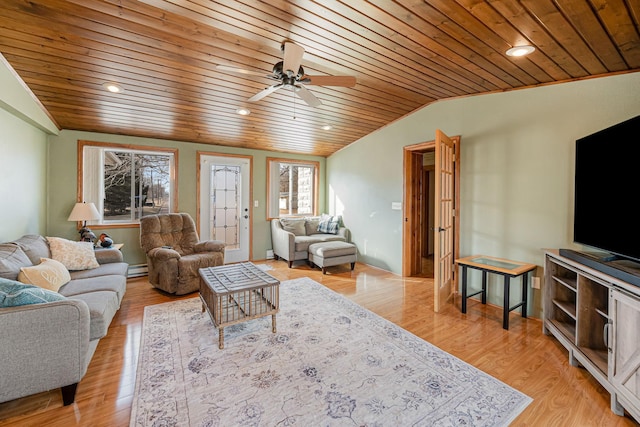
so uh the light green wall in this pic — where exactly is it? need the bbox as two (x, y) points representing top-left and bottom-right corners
(0, 107), (48, 241)
(46, 130), (326, 265)
(0, 53), (56, 242)
(3, 44), (639, 319)
(327, 72), (640, 317)
(0, 54), (58, 134)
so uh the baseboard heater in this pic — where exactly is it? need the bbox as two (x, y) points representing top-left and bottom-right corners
(127, 264), (148, 278)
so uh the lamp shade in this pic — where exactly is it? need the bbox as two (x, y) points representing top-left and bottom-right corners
(67, 202), (101, 222)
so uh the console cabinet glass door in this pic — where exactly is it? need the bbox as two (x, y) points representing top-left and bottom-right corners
(610, 288), (640, 414)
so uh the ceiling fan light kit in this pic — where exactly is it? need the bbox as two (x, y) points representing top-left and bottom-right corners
(221, 41), (356, 108)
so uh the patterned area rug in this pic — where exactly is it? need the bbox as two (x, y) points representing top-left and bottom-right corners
(130, 277), (531, 426)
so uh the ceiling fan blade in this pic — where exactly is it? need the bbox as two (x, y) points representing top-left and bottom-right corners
(295, 85), (322, 107)
(303, 75), (357, 87)
(282, 42), (304, 77)
(216, 64), (267, 77)
(248, 84), (282, 102)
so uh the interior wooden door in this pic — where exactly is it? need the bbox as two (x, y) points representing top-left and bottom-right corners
(403, 143), (434, 276)
(433, 129), (456, 312)
(422, 166), (434, 258)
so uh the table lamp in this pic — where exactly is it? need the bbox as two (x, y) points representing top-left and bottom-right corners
(68, 202), (101, 242)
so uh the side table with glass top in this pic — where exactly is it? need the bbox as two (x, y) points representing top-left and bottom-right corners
(455, 255), (537, 330)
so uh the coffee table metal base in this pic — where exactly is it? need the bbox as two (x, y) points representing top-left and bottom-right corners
(199, 263), (280, 349)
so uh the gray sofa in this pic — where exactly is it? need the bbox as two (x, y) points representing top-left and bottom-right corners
(271, 217), (350, 267)
(0, 234), (128, 405)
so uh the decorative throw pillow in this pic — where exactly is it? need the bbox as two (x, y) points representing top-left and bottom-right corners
(0, 277), (67, 308)
(304, 217), (321, 235)
(17, 258), (71, 292)
(46, 237), (100, 271)
(13, 235), (51, 265)
(317, 214), (341, 235)
(279, 218), (306, 236)
(0, 243), (32, 280)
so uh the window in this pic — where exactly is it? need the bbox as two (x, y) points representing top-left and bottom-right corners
(79, 141), (177, 226)
(267, 158), (319, 219)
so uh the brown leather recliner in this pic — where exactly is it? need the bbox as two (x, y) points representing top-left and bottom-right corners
(140, 213), (225, 295)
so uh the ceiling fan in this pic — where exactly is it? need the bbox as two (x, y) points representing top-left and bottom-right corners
(216, 42), (356, 107)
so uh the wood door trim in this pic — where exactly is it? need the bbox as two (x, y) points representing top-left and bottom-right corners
(402, 137), (460, 282)
(402, 141), (434, 277)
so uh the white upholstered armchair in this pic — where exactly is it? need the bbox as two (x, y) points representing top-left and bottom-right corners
(270, 216), (349, 267)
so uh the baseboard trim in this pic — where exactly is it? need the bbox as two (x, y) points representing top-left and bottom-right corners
(127, 264), (148, 278)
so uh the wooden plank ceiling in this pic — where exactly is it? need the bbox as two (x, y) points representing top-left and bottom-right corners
(1, 0), (639, 157)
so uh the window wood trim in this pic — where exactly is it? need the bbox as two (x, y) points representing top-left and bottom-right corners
(266, 157), (319, 221)
(76, 140), (179, 229)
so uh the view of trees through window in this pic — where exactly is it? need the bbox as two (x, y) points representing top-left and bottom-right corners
(103, 151), (171, 221)
(278, 164), (314, 216)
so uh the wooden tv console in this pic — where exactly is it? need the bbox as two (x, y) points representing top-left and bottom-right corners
(543, 249), (640, 422)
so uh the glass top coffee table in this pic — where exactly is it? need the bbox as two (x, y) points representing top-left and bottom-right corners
(199, 262), (280, 349)
(455, 255), (537, 330)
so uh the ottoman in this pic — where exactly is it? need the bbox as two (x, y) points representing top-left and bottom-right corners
(308, 241), (357, 274)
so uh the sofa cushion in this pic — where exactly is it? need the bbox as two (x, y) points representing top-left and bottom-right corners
(309, 241), (357, 258)
(317, 214), (342, 234)
(280, 218), (306, 236)
(69, 262), (129, 280)
(60, 274), (127, 304)
(308, 233), (346, 243)
(294, 234), (346, 253)
(304, 217), (321, 235)
(46, 237), (100, 271)
(12, 235), (51, 264)
(0, 277), (67, 307)
(17, 258), (71, 292)
(0, 244), (32, 281)
(68, 291), (120, 340)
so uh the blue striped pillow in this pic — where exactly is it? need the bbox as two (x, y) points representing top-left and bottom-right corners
(317, 214), (341, 234)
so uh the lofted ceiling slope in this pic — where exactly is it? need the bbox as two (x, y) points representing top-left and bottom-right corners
(1, 0), (639, 157)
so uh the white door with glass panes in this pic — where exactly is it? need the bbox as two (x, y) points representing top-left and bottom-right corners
(199, 155), (251, 263)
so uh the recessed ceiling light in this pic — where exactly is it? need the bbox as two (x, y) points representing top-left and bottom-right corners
(506, 45), (535, 57)
(321, 125), (332, 131)
(236, 108), (251, 116)
(102, 82), (123, 93)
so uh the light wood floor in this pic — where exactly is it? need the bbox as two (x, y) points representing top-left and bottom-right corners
(1, 260), (638, 426)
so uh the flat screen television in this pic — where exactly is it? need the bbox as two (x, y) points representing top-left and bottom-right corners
(561, 114), (640, 285)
